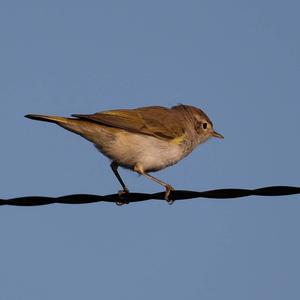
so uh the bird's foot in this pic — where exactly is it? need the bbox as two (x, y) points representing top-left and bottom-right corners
(164, 185), (175, 205)
(116, 188), (130, 206)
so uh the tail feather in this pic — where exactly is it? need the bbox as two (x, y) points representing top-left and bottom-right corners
(25, 114), (71, 124)
(24, 114), (100, 143)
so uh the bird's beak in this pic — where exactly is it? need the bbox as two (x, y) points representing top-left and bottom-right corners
(212, 130), (224, 139)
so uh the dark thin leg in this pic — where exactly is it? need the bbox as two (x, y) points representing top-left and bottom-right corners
(134, 163), (175, 203)
(110, 162), (129, 193)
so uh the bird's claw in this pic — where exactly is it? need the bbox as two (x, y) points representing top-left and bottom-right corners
(115, 189), (130, 206)
(165, 185), (175, 205)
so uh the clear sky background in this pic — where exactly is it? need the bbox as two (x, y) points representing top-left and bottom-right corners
(1, 1), (299, 299)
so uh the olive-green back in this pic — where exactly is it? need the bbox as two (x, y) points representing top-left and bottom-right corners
(72, 106), (186, 140)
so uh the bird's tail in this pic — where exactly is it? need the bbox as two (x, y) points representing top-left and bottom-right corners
(25, 114), (72, 125)
(25, 113), (88, 136)
(25, 113), (109, 145)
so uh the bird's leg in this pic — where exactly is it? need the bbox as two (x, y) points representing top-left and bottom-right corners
(134, 163), (175, 204)
(110, 161), (129, 205)
(110, 162), (129, 193)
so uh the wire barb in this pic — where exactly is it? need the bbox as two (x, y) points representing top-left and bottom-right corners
(0, 186), (299, 206)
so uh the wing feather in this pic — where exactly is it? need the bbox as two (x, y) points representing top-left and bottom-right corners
(72, 106), (185, 139)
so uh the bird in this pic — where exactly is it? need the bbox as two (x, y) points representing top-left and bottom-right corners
(25, 104), (223, 203)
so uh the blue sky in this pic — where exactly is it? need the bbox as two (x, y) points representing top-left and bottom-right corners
(0, 1), (299, 299)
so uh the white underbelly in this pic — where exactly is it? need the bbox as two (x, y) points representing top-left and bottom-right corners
(99, 131), (184, 172)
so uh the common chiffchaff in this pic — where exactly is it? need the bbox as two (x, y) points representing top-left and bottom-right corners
(26, 104), (223, 203)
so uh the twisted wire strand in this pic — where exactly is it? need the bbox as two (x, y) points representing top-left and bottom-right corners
(0, 186), (299, 206)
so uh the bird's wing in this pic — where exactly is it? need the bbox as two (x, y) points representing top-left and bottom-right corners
(72, 106), (185, 139)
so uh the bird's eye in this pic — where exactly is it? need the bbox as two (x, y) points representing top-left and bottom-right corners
(202, 122), (208, 129)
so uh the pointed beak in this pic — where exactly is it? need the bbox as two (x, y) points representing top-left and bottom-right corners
(212, 130), (224, 139)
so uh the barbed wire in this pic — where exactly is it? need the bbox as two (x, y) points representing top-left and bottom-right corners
(0, 186), (299, 206)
